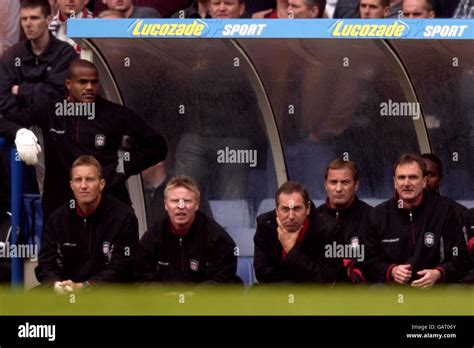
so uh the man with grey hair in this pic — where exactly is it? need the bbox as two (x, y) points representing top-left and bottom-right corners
(102, 0), (161, 18)
(135, 175), (239, 284)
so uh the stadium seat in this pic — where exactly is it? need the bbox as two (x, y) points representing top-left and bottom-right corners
(237, 256), (257, 287)
(209, 200), (252, 229)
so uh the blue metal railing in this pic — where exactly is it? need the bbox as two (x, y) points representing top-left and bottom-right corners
(0, 137), (23, 287)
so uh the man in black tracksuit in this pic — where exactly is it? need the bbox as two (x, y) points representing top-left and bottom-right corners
(0, 59), (168, 220)
(254, 181), (343, 283)
(36, 155), (139, 290)
(317, 159), (372, 283)
(362, 154), (469, 287)
(135, 176), (238, 284)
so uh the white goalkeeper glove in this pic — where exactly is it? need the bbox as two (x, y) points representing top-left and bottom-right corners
(14, 128), (42, 165)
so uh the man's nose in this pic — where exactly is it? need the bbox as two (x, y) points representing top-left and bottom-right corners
(335, 182), (342, 191)
(288, 210), (295, 219)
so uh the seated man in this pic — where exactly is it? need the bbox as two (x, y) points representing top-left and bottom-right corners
(135, 176), (238, 284)
(402, 0), (435, 18)
(35, 155), (139, 292)
(317, 159), (372, 282)
(461, 209), (474, 283)
(362, 154), (469, 287)
(287, 0), (326, 18)
(254, 181), (343, 283)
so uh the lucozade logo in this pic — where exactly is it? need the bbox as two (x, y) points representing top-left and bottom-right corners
(330, 20), (410, 38)
(129, 20), (209, 37)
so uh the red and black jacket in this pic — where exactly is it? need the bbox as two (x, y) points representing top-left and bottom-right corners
(317, 196), (372, 283)
(254, 202), (344, 283)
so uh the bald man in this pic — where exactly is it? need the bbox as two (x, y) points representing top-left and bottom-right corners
(0, 59), (168, 220)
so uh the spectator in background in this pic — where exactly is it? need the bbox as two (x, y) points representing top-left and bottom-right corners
(252, 0), (289, 18)
(135, 176), (239, 284)
(209, 0), (245, 18)
(453, 0), (473, 18)
(172, 0), (210, 18)
(102, 0), (162, 18)
(287, 0), (326, 18)
(402, 0), (435, 18)
(0, 0), (21, 56)
(36, 155), (139, 292)
(360, 0), (390, 18)
(49, 0), (94, 56)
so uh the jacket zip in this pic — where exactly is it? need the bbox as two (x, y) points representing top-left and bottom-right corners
(409, 211), (415, 246)
(84, 218), (92, 256)
(76, 118), (80, 142)
(179, 237), (184, 273)
(335, 211), (339, 221)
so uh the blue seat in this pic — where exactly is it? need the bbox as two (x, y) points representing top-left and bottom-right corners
(237, 256), (256, 287)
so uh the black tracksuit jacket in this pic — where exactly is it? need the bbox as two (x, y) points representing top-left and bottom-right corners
(35, 194), (139, 283)
(254, 202), (344, 283)
(135, 211), (238, 283)
(0, 95), (167, 219)
(362, 190), (470, 283)
(0, 34), (76, 114)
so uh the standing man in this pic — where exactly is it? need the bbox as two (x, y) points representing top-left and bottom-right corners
(254, 181), (343, 283)
(135, 176), (238, 284)
(36, 155), (139, 292)
(360, 0), (390, 18)
(0, 0), (76, 114)
(362, 154), (469, 287)
(317, 159), (372, 282)
(0, 59), (168, 220)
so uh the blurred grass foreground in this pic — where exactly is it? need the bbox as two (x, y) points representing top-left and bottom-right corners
(0, 284), (472, 316)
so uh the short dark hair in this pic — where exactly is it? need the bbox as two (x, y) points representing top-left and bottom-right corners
(20, 0), (51, 18)
(304, 0), (327, 18)
(67, 59), (98, 80)
(275, 181), (310, 207)
(70, 155), (103, 179)
(379, 0), (390, 7)
(393, 154), (426, 177)
(421, 153), (443, 179)
(324, 158), (359, 182)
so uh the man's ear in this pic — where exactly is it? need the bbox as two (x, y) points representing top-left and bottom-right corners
(99, 178), (106, 191)
(239, 2), (245, 17)
(307, 201), (311, 215)
(422, 176), (427, 188)
(164, 199), (168, 211)
(311, 6), (319, 18)
(354, 180), (360, 193)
